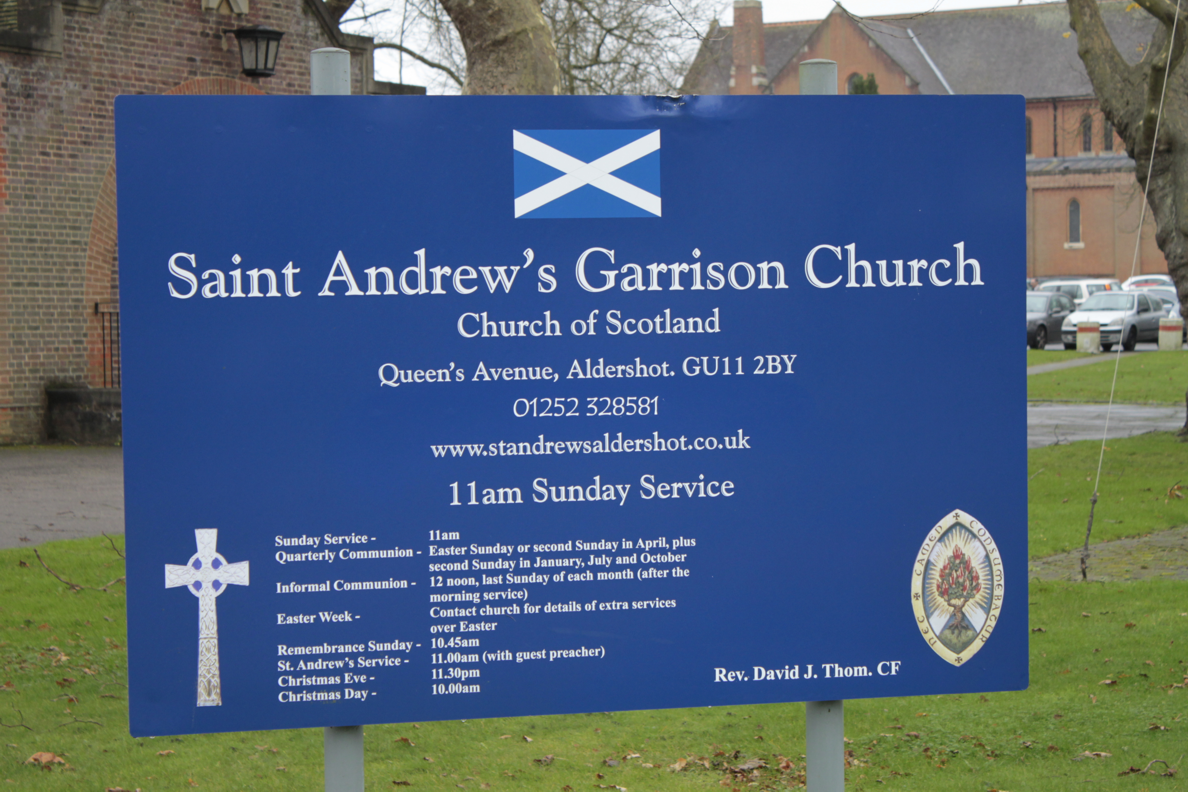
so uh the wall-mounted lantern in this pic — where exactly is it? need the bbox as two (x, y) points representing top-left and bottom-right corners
(228, 26), (285, 78)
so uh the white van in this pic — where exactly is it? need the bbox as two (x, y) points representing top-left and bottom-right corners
(1037, 278), (1121, 306)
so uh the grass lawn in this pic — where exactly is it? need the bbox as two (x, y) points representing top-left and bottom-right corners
(1029, 431), (1188, 558)
(1026, 349), (1089, 367)
(1028, 351), (1188, 404)
(3, 521), (1187, 790)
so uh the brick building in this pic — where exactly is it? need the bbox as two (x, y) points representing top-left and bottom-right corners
(0, 0), (418, 444)
(682, 0), (1167, 285)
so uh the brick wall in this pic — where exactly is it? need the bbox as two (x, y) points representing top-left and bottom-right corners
(769, 8), (917, 96)
(0, 0), (374, 443)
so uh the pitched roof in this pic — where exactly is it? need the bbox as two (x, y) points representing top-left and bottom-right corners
(683, 1), (1159, 99)
(681, 19), (817, 95)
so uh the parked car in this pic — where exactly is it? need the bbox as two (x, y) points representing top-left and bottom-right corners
(1061, 291), (1167, 351)
(1129, 285), (1186, 340)
(1026, 290), (1076, 349)
(1037, 278), (1121, 306)
(1121, 274), (1174, 290)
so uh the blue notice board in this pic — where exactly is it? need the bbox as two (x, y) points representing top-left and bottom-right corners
(115, 95), (1026, 737)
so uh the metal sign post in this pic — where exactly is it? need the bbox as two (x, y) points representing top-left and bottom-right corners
(799, 58), (843, 792)
(311, 46), (364, 792)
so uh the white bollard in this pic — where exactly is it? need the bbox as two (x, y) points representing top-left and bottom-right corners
(1076, 322), (1100, 353)
(1159, 317), (1183, 351)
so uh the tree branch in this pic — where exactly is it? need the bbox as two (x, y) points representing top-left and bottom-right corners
(102, 532), (123, 560)
(1133, 0), (1188, 28)
(33, 548), (124, 593)
(0, 708), (32, 730)
(374, 42), (464, 86)
(1067, 0), (1140, 120)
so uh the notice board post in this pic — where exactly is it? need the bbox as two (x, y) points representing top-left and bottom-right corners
(798, 57), (844, 792)
(312, 45), (365, 792)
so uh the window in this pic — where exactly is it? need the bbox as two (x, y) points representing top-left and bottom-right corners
(1025, 116), (1032, 155)
(1081, 114), (1093, 153)
(1103, 118), (1114, 151)
(1068, 199), (1082, 244)
(846, 73), (861, 94)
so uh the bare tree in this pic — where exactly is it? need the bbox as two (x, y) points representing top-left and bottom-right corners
(340, 0), (721, 95)
(1068, 3), (1186, 307)
(1066, 0), (1188, 432)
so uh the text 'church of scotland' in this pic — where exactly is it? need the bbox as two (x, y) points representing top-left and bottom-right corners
(681, 0), (1168, 285)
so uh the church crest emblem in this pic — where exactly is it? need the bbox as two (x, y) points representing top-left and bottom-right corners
(912, 509), (1003, 666)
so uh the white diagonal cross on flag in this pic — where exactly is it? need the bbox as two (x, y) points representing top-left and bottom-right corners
(513, 130), (661, 218)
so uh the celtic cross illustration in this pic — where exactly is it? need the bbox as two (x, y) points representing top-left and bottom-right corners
(165, 529), (249, 706)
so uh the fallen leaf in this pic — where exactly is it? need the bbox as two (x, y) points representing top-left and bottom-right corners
(523, 736), (533, 743)
(54, 678), (76, 687)
(905, 732), (920, 739)
(1081, 612), (1091, 618)
(534, 755), (554, 766)
(275, 767), (286, 772)
(1031, 627), (1047, 633)
(392, 782), (411, 786)
(1099, 679), (1117, 686)
(668, 758), (687, 772)
(157, 750), (175, 757)
(731, 758), (766, 772)
(1125, 622), (1137, 629)
(396, 737), (416, 746)
(622, 752), (640, 760)
(604, 759), (619, 767)
(1080, 751), (1111, 759)
(25, 752), (67, 767)
(595, 773), (605, 779)
(1148, 723), (1169, 731)
(499, 735), (511, 739)
(423, 757), (434, 763)
(1047, 745), (1060, 752)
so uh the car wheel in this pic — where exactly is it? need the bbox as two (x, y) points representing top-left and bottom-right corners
(1064, 342), (1076, 350)
(1033, 326), (1048, 349)
(1102, 343), (1114, 352)
(1122, 326), (1138, 351)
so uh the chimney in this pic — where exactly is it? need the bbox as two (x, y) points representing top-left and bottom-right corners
(731, 0), (768, 95)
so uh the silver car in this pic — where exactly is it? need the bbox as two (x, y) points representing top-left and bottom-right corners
(1026, 290), (1075, 349)
(1060, 291), (1167, 351)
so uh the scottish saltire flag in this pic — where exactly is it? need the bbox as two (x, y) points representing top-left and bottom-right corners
(513, 129), (661, 219)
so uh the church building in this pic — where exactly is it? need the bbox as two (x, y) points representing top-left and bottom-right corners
(682, 1), (1167, 286)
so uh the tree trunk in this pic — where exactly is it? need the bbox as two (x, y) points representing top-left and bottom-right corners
(438, 0), (561, 95)
(1068, 1), (1188, 312)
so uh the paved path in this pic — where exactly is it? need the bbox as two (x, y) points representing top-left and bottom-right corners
(0, 446), (124, 549)
(1027, 402), (1183, 448)
(1027, 351), (1140, 375)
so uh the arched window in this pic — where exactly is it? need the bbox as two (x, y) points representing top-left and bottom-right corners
(1068, 199), (1082, 244)
(1103, 118), (1114, 151)
(1081, 114), (1093, 153)
(846, 73), (861, 94)
(1026, 116), (1033, 155)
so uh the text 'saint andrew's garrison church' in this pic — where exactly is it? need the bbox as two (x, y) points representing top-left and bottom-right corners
(0, 0), (1166, 446)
